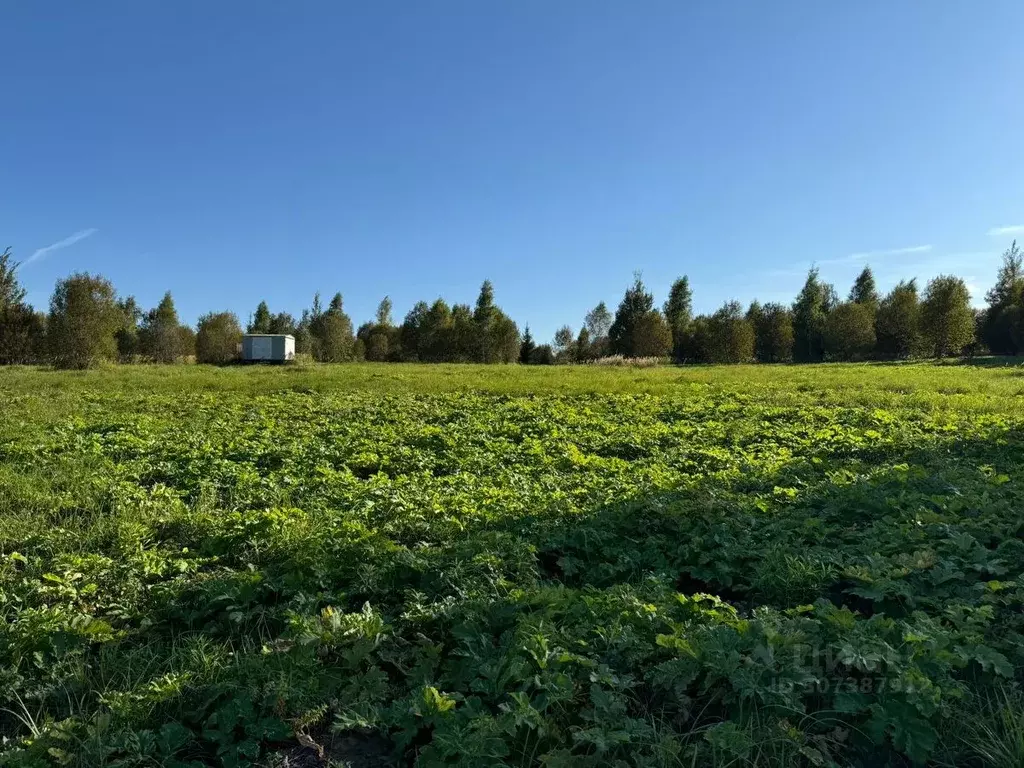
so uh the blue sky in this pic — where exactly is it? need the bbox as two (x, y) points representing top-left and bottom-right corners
(3, 2), (1022, 341)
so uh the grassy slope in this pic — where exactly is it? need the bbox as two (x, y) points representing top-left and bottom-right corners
(1, 362), (1024, 767)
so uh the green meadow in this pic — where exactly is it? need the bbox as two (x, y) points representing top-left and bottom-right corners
(2, 362), (1023, 767)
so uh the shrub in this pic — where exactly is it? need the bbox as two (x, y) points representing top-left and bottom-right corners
(196, 312), (242, 364)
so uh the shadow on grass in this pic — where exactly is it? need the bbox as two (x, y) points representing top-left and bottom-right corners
(937, 355), (1024, 368)
(4, 420), (1023, 767)
(168, 425), (1024, 764)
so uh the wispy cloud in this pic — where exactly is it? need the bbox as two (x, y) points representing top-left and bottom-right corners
(846, 244), (932, 261)
(765, 244), (933, 279)
(988, 225), (1024, 237)
(25, 228), (98, 266)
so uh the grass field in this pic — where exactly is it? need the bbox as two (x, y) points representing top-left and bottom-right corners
(2, 362), (1024, 767)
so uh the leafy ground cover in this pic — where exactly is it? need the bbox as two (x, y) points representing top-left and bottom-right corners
(1, 362), (1023, 767)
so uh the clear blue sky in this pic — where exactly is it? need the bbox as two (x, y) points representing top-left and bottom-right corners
(3, 2), (1022, 341)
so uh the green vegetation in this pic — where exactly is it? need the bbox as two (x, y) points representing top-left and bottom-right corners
(4, 241), (1024, 369)
(2, 362), (1024, 766)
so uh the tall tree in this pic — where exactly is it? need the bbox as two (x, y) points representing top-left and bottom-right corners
(574, 326), (592, 361)
(849, 266), (880, 310)
(692, 301), (755, 363)
(0, 248), (44, 364)
(47, 273), (122, 369)
(468, 281), (519, 363)
(294, 310), (313, 355)
(792, 267), (838, 362)
(114, 296), (142, 362)
(519, 325), (536, 364)
(0, 247), (26, 309)
(310, 293), (355, 362)
(875, 279), (922, 359)
(663, 276), (693, 361)
(631, 310), (673, 357)
(139, 292), (186, 363)
(473, 280), (496, 362)
(248, 301), (273, 334)
(920, 275), (975, 357)
(376, 296), (393, 327)
(359, 297), (399, 362)
(420, 299), (453, 362)
(749, 302), (794, 363)
(609, 274), (656, 357)
(450, 303), (476, 361)
(584, 301), (612, 339)
(823, 302), (876, 361)
(268, 312), (297, 336)
(584, 301), (612, 358)
(982, 241), (1024, 355)
(553, 325), (574, 360)
(489, 312), (521, 363)
(178, 323), (197, 359)
(399, 301), (429, 362)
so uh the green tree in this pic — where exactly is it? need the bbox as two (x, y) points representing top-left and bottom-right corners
(450, 303), (477, 361)
(198, 312), (242, 364)
(295, 295), (324, 356)
(47, 273), (122, 369)
(574, 326), (592, 361)
(420, 299), (453, 362)
(875, 279), (922, 359)
(663, 276), (693, 361)
(470, 280), (518, 363)
(685, 316), (713, 363)
(139, 292), (186, 363)
(849, 266), (880, 310)
(631, 310), (673, 357)
(530, 343), (555, 365)
(358, 297), (399, 362)
(399, 301), (430, 361)
(356, 322), (377, 360)
(489, 312), (521, 363)
(609, 274), (655, 357)
(473, 280), (496, 362)
(823, 301), (876, 361)
(585, 301), (612, 338)
(268, 312), (297, 336)
(584, 301), (612, 358)
(553, 325), (574, 361)
(519, 325), (536, 364)
(248, 301), (272, 334)
(701, 301), (754, 363)
(294, 309), (313, 355)
(249, 301), (274, 333)
(178, 324), (196, 359)
(792, 267), (838, 362)
(376, 296), (393, 327)
(0, 247), (26, 309)
(749, 302), (794, 363)
(310, 293), (355, 362)
(114, 296), (142, 362)
(0, 248), (45, 364)
(921, 275), (975, 357)
(981, 241), (1024, 355)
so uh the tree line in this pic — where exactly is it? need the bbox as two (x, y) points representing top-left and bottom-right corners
(1, 241), (1022, 368)
(547, 241), (1023, 364)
